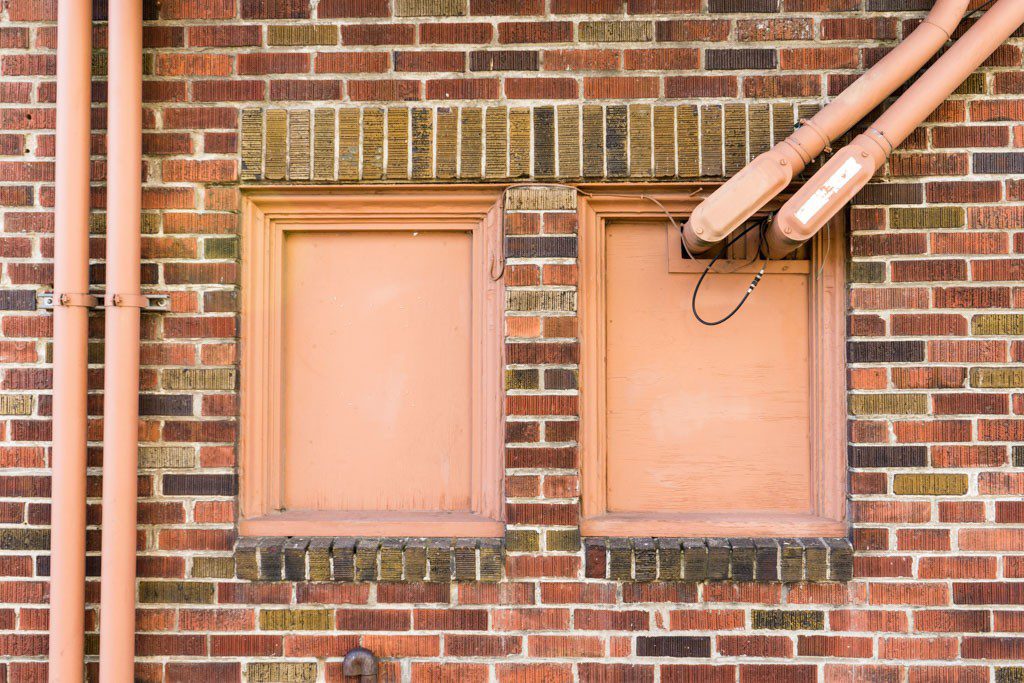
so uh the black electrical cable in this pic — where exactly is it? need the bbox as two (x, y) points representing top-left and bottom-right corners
(690, 214), (772, 327)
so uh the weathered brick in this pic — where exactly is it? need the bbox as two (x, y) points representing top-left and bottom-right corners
(260, 609), (333, 631)
(753, 610), (824, 630)
(893, 474), (969, 496)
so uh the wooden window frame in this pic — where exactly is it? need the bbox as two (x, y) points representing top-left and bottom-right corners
(239, 186), (505, 538)
(578, 186), (847, 538)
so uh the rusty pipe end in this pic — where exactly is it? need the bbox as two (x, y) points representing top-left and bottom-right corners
(343, 647), (379, 680)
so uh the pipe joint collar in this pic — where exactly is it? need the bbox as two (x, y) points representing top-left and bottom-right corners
(797, 118), (832, 152)
(864, 128), (896, 158)
(781, 137), (814, 166)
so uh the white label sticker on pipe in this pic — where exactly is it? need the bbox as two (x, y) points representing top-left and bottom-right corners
(794, 156), (863, 225)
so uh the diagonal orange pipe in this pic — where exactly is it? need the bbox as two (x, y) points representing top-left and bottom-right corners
(682, 0), (971, 254)
(48, 0), (93, 680)
(98, 0), (143, 678)
(768, 0), (1024, 256)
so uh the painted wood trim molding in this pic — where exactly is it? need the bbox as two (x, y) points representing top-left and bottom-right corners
(240, 186), (506, 538)
(577, 187), (848, 538)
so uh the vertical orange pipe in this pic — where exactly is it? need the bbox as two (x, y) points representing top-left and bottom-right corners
(98, 0), (142, 678)
(49, 0), (92, 680)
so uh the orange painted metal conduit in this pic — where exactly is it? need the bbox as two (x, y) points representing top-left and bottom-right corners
(48, 0), (93, 680)
(98, 0), (143, 678)
(682, 0), (971, 254)
(767, 0), (1024, 257)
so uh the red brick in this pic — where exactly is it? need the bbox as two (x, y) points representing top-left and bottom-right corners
(491, 608), (569, 631)
(315, 52), (389, 73)
(341, 24), (415, 46)
(499, 21), (573, 44)
(505, 78), (577, 99)
(495, 664), (574, 683)
(421, 23), (494, 44)
(879, 636), (957, 660)
(545, 49), (620, 71)
(426, 78), (500, 100)
(238, 53), (311, 75)
(412, 663), (489, 683)
(349, 79), (422, 101)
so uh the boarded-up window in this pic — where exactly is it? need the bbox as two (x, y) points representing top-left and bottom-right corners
(240, 189), (504, 537)
(580, 191), (846, 538)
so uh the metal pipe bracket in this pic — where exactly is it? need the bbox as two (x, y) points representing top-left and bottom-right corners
(43, 292), (100, 308)
(38, 292), (170, 311)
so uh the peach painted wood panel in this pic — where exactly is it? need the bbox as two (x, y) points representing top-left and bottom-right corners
(281, 229), (474, 513)
(605, 220), (812, 515)
(239, 187), (505, 537)
(576, 188), (847, 538)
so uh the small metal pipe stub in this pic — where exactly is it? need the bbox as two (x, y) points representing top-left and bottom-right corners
(342, 647), (379, 682)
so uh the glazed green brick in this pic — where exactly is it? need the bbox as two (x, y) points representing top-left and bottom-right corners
(546, 528), (580, 552)
(972, 314), (1024, 336)
(505, 529), (540, 552)
(355, 540), (379, 582)
(246, 662), (318, 683)
(479, 540), (503, 582)
(259, 609), (333, 631)
(609, 539), (632, 580)
(894, 473), (968, 496)
(752, 610), (824, 630)
(308, 538), (333, 581)
(395, 0), (465, 16)
(506, 290), (576, 313)
(889, 206), (964, 229)
(997, 667), (1024, 683)
(453, 540), (477, 581)
(403, 541), (426, 581)
(849, 394), (928, 416)
(848, 261), (885, 284)
(92, 51), (107, 77)
(191, 556), (235, 579)
(139, 446), (196, 469)
(0, 528), (49, 550)
(580, 21), (653, 42)
(506, 369), (540, 391)
(0, 395), (32, 415)
(380, 540), (404, 582)
(89, 214), (106, 234)
(142, 213), (160, 234)
(138, 581), (215, 604)
(427, 540), (452, 583)
(162, 368), (237, 390)
(505, 186), (576, 211)
(971, 367), (1024, 389)
(204, 237), (239, 260)
(267, 25), (337, 46)
(235, 538), (260, 580)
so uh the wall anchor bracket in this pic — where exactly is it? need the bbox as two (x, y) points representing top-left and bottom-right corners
(38, 292), (170, 311)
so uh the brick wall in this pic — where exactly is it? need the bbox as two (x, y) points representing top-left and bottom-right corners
(1, 0), (1024, 680)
